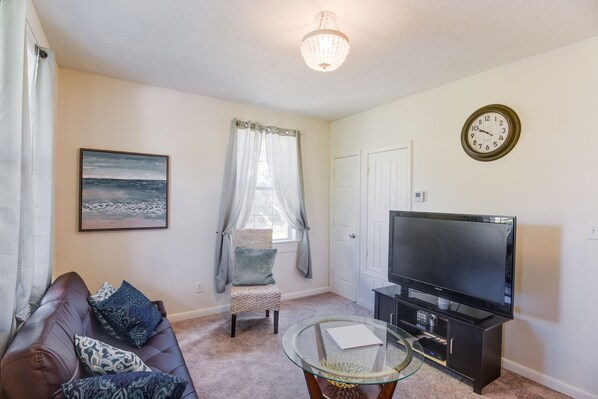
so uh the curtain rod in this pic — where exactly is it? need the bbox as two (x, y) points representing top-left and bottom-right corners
(26, 19), (48, 59)
(234, 119), (300, 136)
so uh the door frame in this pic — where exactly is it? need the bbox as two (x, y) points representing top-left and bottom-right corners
(330, 153), (360, 301)
(358, 142), (412, 304)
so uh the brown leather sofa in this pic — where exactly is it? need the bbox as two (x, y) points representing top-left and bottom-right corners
(0, 272), (198, 398)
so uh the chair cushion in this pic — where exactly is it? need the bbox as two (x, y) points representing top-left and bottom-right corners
(95, 281), (163, 348)
(61, 371), (187, 399)
(230, 284), (281, 314)
(74, 335), (151, 375)
(233, 248), (277, 286)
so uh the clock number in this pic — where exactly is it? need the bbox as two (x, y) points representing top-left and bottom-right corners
(472, 139), (477, 146)
(485, 116), (490, 122)
(501, 128), (506, 133)
(472, 126), (479, 131)
(478, 119), (483, 125)
(478, 144), (482, 150)
(493, 142), (498, 148)
(485, 145), (490, 151)
(499, 135), (504, 141)
(499, 120), (504, 126)
(470, 133), (475, 138)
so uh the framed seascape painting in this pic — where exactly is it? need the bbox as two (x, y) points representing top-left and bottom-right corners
(79, 149), (169, 231)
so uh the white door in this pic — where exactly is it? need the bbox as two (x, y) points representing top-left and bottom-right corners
(363, 144), (411, 282)
(331, 155), (359, 301)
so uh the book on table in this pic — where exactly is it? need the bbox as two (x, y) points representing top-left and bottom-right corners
(326, 324), (383, 350)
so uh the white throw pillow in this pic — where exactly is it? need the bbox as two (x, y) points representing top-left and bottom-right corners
(74, 335), (151, 375)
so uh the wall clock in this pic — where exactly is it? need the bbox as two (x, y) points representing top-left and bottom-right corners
(461, 104), (521, 161)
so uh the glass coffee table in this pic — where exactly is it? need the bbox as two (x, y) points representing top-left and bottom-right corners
(282, 315), (424, 399)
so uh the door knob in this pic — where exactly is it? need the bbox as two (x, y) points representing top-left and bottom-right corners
(349, 234), (356, 239)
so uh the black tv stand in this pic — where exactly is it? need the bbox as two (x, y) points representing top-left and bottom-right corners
(394, 292), (494, 324)
(376, 285), (510, 394)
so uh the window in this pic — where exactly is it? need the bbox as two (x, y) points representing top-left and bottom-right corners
(244, 139), (293, 241)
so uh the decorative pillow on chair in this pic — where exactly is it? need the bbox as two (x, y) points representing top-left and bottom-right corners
(61, 371), (187, 399)
(95, 281), (163, 348)
(74, 335), (151, 375)
(233, 248), (277, 286)
(89, 282), (122, 339)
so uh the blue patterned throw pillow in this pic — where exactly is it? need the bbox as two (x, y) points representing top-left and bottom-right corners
(61, 371), (187, 399)
(89, 282), (122, 339)
(233, 248), (277, 286)
(74, 335), (151, 375)
(96, 281), (163, 348)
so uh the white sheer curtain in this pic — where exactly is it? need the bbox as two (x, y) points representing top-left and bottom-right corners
(215, 120), (262, 293)
(0, 0), (55, 361)
(29, 45), (55, 307)
(264, 132), (312, 278)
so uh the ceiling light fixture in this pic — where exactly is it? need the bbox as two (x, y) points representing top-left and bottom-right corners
(300, 11), (350, 72)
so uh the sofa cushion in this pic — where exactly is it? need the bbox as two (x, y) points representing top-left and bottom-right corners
(98, 316), (197, 399)
(233, 248), (277, 286)
(61, 371), (187, 399)
(96, 281), (163, 348)
(1, 273), (95, 399)
(75, 335), (151, 375)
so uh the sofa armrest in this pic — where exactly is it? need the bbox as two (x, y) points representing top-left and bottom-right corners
(152, 300), (167, 317)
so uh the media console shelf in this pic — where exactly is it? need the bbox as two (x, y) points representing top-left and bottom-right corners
(373, 285), (509, 394)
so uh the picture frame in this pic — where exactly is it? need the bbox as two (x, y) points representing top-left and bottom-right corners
(79, 148), (169, 231)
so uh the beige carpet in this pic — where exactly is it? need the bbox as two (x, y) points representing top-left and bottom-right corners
(173, 293), (569, 399)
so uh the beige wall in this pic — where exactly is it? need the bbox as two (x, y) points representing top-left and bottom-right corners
(331, 36), (598, 397)
(55, 69), (330, 320)
(35, 0), (597, 392)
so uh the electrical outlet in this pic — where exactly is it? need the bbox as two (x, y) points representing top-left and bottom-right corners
(196, 282), (203, 293)
(587, 224), (598, 240)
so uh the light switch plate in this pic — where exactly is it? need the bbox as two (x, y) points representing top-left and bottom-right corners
(587, 224), (598, 240)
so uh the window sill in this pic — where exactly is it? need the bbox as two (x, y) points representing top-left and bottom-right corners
(273, 240), (299, 253)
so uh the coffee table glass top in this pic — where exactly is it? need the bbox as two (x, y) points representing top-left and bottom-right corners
(282, 315), (424, 386)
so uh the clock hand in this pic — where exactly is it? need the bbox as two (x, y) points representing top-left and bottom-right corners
(479, 128), (493, 136)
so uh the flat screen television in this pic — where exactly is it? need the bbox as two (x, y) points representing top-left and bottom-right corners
(388, 211), (516, 320)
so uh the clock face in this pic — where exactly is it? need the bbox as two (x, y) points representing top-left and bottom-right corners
(466, 111), (510, 154)
(461, 104), (521, 161)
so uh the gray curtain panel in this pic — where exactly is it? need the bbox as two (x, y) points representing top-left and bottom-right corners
(0, 0), (55, 361)
(214, 121), (262, 293)
(264, 131), (312, 278)
(0, 0), (30, 360)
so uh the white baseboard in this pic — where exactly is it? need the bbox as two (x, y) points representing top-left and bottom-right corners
(168, 304), (230, 323)
(168, 286), (331, 323)
(503, 358), (597, 399)
(281, 287), (329, 301)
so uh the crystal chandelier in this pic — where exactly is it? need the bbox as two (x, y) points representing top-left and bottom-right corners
(300, 11), (350, 72)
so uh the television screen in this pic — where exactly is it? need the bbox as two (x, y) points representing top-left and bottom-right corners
(388, 211), (515, 319)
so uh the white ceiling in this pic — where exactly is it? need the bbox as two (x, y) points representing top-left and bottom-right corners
(33, 0), (598, 122)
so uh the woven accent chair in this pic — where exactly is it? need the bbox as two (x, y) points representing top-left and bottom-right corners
(230, 229), (281, 337)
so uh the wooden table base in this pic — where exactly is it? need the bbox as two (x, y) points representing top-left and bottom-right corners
(303, 371), (398, 399)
